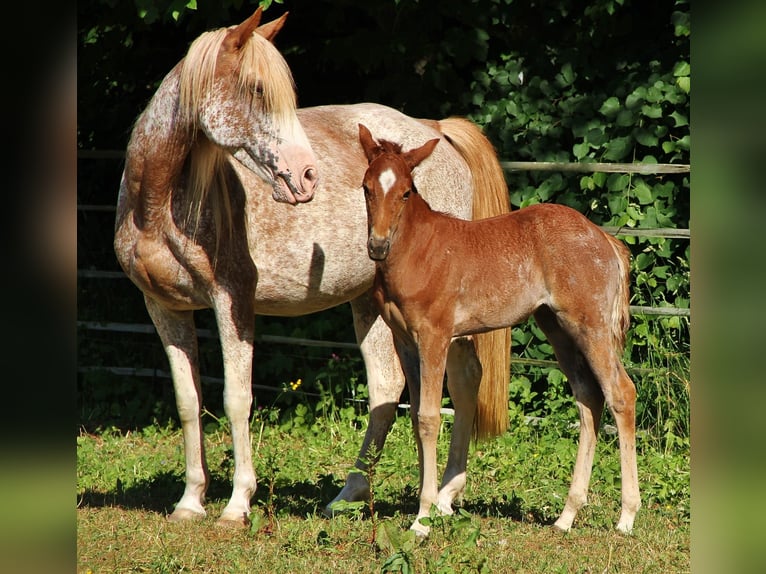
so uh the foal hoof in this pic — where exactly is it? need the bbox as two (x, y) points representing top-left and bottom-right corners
(167, 508), (206, 523)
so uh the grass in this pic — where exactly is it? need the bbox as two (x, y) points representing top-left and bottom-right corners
(77, 406), (689, 573)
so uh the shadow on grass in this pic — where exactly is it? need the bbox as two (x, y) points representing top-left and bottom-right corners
(78, 471), (553, 527)
(78, 471), (351, 518)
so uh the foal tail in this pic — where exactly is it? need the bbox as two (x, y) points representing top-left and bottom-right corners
(437, 116), (513, 440)
(606, 233), (632, 350)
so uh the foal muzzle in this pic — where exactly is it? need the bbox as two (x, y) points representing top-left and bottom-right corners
(367, 236), (390, 261)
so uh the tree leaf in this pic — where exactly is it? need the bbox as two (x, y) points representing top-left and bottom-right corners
(603, 137), (632, 161)
(633, 180), (653, 205)
(670, 111), (689, 127)
(599, 96), (620, 118)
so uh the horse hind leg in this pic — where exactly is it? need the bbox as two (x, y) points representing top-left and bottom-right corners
(534, 307), (605, 532)
(144, 296), (208, 522)
(536, 306), (640, 533)
(437, 336), (482, 515)
(574, 338), (639, 533)
(324, 295), (406, 516)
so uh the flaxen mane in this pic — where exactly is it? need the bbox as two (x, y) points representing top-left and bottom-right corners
(178, 26), (299, 259)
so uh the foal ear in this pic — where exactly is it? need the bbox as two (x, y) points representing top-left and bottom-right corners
(358, 123), (380, 164)
(227, 7), (264, 50)
(404, 138), (440, 170)
(256, 11), (289, 41)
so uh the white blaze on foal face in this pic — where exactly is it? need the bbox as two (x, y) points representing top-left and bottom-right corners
(379, 167), (397, 195)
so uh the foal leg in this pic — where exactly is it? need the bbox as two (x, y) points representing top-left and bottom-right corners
(537, 308), (640, 532)
(324, 295), (405, 515)
(408, 335), (451, 537)
(611, 364), (640, 532)
(437, 337), (482, 515)
(212, 290), (257, 526)
(535, 308), (604, 532)
(572, 337), (639, 532)
(144, 296), (208, 521)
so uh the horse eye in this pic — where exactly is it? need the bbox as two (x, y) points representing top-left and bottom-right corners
(254, 81), (264, 96)
(362, 185), (370, 196)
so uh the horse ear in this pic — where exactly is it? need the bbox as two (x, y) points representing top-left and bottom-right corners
(256, 11), (289, 41)
(226, 7), (264, 50)
(404, 138), (440, 170)
(358, 124), (380, 164)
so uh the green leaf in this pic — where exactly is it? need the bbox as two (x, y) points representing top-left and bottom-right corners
(573, 142), (590, 160)
(676, 76), (690, 93)
(603, 137), (632, 161)
(673, 61), (690, 77)
(641, 104), (663, 119)
(608, 194), (627, 215)
(635, 253), (653, 270)
(626, 86), (647, 109)
(607, 173), (630, 192)
(670, 111), (689, 127)
(616, 109), (635, 127)
(633, 181), (653, 204)
(599, 96), (620, 118)
(556, 62), (576, 86)
(635, 129), (658, 147)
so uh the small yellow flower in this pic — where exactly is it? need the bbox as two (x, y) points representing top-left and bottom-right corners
(290, 378), (302, 391)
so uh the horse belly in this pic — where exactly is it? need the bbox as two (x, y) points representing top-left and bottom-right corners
(250, 251), (374, 316)
(451, 284), (540, 335)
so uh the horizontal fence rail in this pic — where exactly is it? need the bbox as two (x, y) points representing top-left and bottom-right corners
(501, 160), (690, 174)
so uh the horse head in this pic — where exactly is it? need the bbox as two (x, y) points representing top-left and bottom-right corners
(181, 8), (319, 204)
(358, 123), (439, 260)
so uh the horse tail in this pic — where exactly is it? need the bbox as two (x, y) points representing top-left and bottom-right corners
(606, 233), (632, 351)
(436, 116), (512, 441)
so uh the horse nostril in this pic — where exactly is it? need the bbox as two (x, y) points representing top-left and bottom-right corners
(303, 167), (319, 189)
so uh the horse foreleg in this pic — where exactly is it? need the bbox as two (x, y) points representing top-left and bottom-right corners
(325, 297), (405, 515)
(213, 292), (257, 527)
(410, 336), (450, 537)
(144, 296), (208, 521)
(437, 337), (482, 515)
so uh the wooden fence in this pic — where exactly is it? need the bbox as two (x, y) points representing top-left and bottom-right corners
(77, 151), (690, 386)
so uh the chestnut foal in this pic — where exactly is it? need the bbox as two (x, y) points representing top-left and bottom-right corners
(358, 123), (640, 537)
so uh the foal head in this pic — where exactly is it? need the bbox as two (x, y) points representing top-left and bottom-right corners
(179, 8), (318, 204)
(358, 124), (439, 261)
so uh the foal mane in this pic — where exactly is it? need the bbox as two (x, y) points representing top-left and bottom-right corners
(368, 139), (405, 159)
(177, 25), (299, 264)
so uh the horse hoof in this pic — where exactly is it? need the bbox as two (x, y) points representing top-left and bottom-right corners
(552, 519), (572, 533)
(167, 508), (205, 522)
(409, 522), (430, 539)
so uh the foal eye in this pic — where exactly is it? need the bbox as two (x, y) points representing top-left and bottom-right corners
(402, 190), (411, 201)
(362, 185), (370, 196)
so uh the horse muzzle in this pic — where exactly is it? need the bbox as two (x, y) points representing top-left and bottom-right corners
(367, 235), (390, 261)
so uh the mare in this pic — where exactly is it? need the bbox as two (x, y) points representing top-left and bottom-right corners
(114, 9), (511, 526)
(357, 124), (640, 537)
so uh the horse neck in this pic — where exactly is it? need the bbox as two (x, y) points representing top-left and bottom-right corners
(122, 64), (195, 225)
